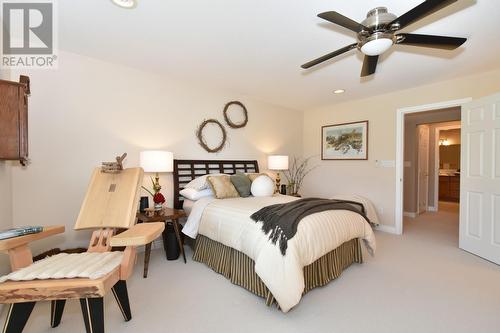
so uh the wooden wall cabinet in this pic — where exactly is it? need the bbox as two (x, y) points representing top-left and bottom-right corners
(439, 175), (460, 202)
(0, 76), (30, 165)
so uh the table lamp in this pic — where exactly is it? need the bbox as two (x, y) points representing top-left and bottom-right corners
(268, 155), (289, 193)
(140, 150), (174, 209)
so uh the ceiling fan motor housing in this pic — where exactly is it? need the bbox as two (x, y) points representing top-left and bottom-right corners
(357, 7), (398, 54)
(361, 7), (398, 31)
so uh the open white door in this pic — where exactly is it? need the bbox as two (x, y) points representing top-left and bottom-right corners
(417, 125), (430, 214)
(460, 93), (500, 264)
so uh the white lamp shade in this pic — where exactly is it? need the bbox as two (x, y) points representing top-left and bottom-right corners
(140, 151), (173, 173)
(268, 155), (289, 171)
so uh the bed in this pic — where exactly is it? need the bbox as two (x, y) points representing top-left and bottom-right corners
(173, 159), (376, 312)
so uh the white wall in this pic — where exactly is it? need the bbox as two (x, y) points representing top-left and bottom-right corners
(0, 161), (13, 275)
(0, 69), (13, 275)
(302, 68), (500, 229)
(9, 51), (303, 252)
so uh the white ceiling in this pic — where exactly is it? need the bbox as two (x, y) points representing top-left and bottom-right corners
(59, 0), (500, 111)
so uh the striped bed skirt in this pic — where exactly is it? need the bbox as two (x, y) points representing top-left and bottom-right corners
(192, 235), (363, 307)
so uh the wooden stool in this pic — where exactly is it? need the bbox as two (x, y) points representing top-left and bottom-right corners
(137, 208), (187, 278)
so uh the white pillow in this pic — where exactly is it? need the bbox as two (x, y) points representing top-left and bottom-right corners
(179, 188), (213, 201)
(185, 174), (225, 191)
(250, 175), (275, 197)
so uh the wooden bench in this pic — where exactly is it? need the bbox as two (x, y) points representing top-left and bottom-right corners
(0, 167), (164, 333)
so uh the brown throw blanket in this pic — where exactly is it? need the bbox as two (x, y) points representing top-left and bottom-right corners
(250, 198), (370, 256)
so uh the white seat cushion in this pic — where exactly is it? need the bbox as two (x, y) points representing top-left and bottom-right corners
(0, 252), (123, 283)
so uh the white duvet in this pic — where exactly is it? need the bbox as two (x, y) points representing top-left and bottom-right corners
(183, 194), (376, 312)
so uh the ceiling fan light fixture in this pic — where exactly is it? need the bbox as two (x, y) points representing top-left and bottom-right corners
(303, 2), (468, 76)
(111, 0), (137, 9)
(360, 38), (393, 56)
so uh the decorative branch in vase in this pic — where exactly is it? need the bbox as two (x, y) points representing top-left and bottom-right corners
(282, 156), (317, 196)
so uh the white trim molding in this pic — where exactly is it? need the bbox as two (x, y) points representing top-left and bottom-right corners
(427, 206), (438, 212)
(375, 224), (398, 234)
(403, 211), (418, 218)
(395, 98), (472, 235)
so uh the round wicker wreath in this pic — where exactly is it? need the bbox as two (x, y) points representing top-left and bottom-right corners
(196, 119), (227, 153)
(223, 101), (248, 129)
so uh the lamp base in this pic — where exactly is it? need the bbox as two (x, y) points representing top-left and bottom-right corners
(153, 173), (162, 192)
(275, 173), (281, 194)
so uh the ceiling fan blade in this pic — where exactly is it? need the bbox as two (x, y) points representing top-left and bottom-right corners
(361, 55), (379, 77)
(389, 0), (458, 30)
(301, 43), (357, 69)
(318, 11), (367, 33)
(397, 33), (466, 49)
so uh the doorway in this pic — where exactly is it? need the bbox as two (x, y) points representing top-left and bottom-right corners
(400, 108), (462, 246)
(402, 108), (462, 221)
(395, 98), (471, 234)
(435, 126), (461, 207)
(396, 94), (500, 265)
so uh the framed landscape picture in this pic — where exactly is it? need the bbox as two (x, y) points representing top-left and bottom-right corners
(321, 121), (368, 160)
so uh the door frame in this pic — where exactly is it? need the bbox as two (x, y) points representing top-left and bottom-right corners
(432, 123), (461, 211)
(416, 124), (430, 215)
(395, 98), (472, 235)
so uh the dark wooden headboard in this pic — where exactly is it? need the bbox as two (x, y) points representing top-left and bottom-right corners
(173, 159), (259, 209)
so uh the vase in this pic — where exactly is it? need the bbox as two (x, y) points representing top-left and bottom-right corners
(287, 182), (296, 196)
(154, 202), (163, 210)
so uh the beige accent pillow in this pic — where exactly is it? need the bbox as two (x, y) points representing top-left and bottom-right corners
(207, 175), (240, 199)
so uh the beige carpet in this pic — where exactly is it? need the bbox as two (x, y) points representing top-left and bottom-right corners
(3, 205), (499, 333)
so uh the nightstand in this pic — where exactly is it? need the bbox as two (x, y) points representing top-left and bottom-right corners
(136, 207), (187, 278)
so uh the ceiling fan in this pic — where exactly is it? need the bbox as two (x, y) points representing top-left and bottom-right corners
(301, 0), (467, 77)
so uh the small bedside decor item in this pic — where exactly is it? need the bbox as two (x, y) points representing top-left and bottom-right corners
(283, 156), (317, 196)
(140, 150), (174, 210)
(223, 101), (248, 129)
(268, 155), (289, 193)
(280, 184), (287, 195)
(322, 121), (368, 160)
(196, 119), (228, 153)
(139, 196), (149, 213)
(153, 192), (166, 209)
(101, 153), (127, 173)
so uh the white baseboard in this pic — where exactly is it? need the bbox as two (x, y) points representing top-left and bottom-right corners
(403, 211), (418, 218)
(375, 224), (398, 234)
(427, 206), (437, 212)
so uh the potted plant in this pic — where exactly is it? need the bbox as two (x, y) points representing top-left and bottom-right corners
(283, 156), (317, 196)
(142, 177), (166, 210)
